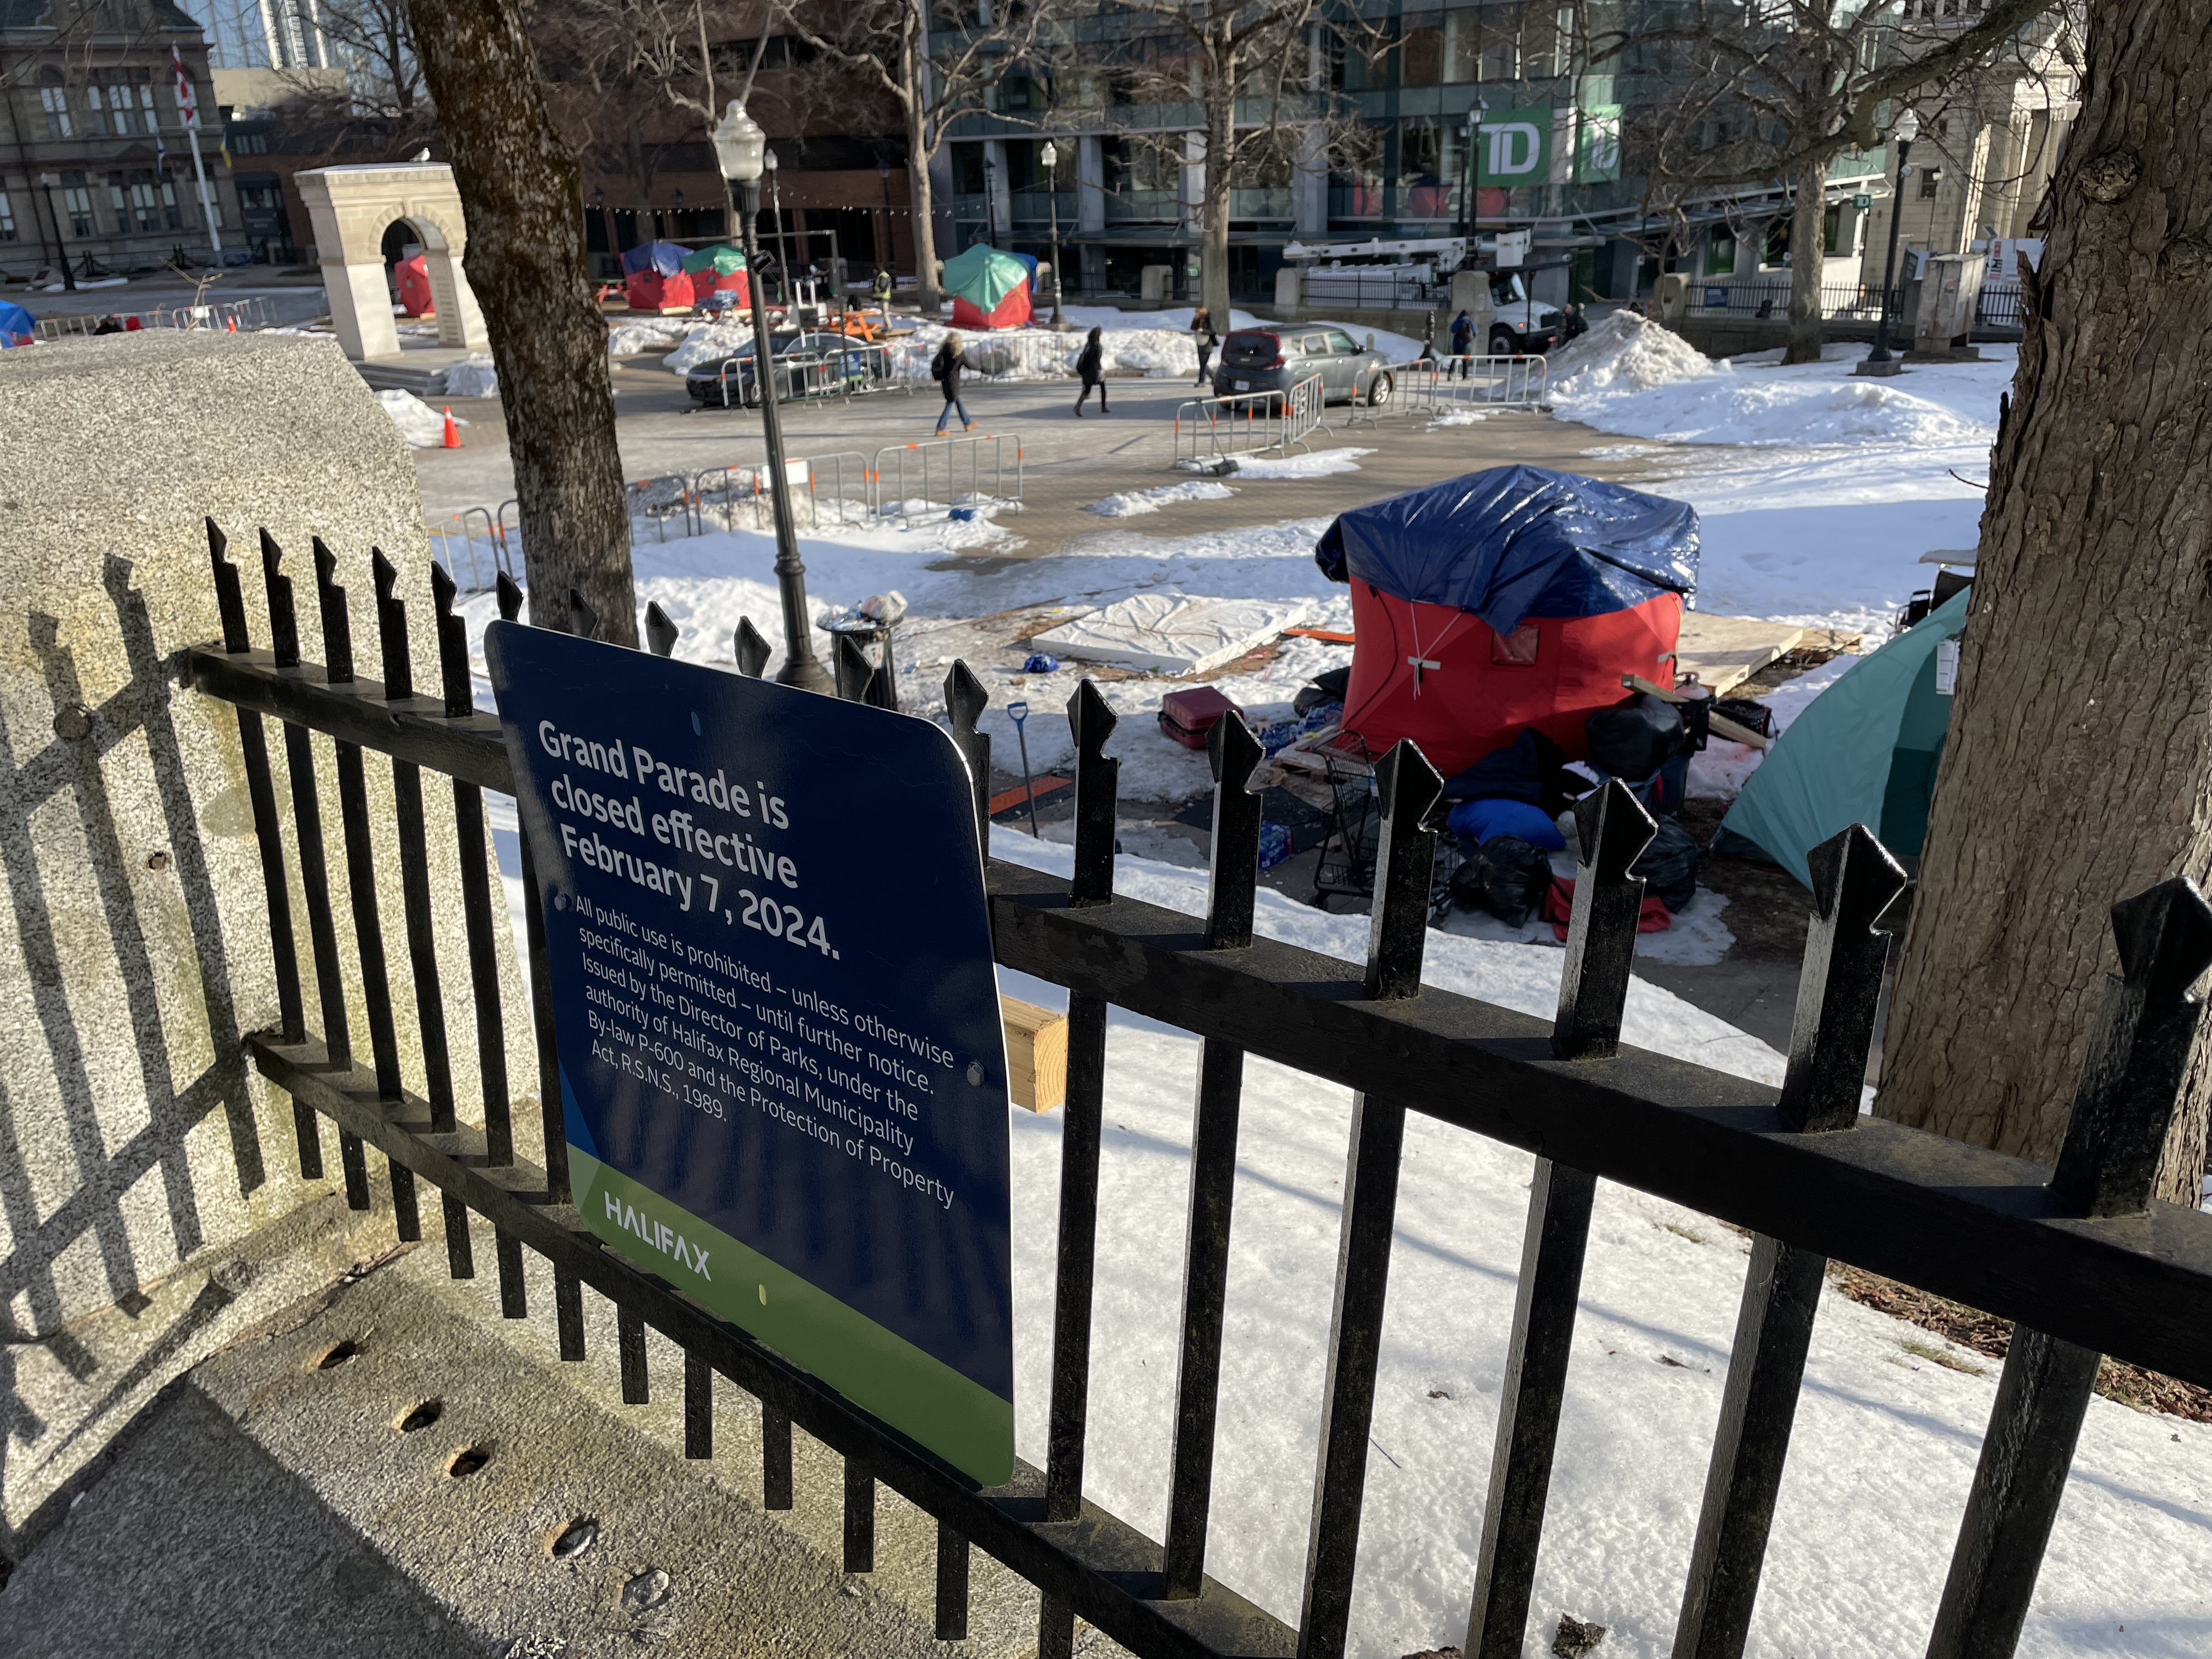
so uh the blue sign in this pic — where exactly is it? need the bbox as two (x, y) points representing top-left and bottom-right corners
(485, 622), (1012, 1483)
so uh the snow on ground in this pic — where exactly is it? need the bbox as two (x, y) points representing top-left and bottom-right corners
(609, 317), (697, 356)
(980, 828), (2212, 1659)
(443, 353), (499, 398)
(1231, 447), (1374, 480)
(1691, 652), (1862, 799)
(377, 389), (465, 448)
(1088, 480), (1238, 517)
(1544, 313), (2005, 640)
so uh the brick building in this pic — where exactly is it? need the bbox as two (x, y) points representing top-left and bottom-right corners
(0, 0), (238, 283)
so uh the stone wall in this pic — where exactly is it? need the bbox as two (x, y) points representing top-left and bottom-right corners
(0, 330), (533, 1346)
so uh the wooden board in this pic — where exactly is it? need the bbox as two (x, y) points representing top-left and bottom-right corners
(1001, 994), (1068, 1113)
(1673, 613), (1809, 696)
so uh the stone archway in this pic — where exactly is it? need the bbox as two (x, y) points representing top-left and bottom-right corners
(295, 163), (489, 362)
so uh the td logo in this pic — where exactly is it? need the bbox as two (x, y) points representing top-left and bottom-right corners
(1485, 122), (1545, 178)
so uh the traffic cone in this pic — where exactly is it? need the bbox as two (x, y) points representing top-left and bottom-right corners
(441, 406), (461, 449)
(225, 315), (236, 332)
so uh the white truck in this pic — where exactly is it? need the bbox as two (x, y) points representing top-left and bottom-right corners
(1282, 234), (1562, 356)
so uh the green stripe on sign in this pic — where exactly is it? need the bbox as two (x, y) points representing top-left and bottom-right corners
(569, 1147), (1013, 1485)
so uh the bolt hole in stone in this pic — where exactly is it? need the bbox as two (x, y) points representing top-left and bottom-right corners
(447, 1445), (492, 1479)
(316, 1340), (362, 1370)
(145, 850), (171, 872)
(398, 1399), (443, 1434)
(620, 1568), (672, 1616)
(550, 1518), (599, 1561)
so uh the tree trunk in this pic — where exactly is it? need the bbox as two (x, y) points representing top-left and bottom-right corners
(1781, 167), (1826, 364)
(1878, 0), (2212, 1205)
(405, 0), (635, 646)
(1200, 44), (1234, 326)
(902, 4), (941, 315)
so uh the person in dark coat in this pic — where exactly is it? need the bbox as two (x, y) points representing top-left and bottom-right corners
(1448, 308), (1475, 380)
(1073, 325), (1109, 416)
(1190, 305), (1218, 385)
(932, 331), (980, 433)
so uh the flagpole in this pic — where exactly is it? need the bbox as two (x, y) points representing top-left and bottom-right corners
(187, 125), (219, 262)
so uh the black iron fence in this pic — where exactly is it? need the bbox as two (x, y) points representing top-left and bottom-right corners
(187, 520), (2212, 1659)
(1685, 280), (1900, 321)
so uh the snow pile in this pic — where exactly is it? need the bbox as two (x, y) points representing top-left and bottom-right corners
(664, 317), (755, 374)
(1546, 310), (1722, 399)
(1548, 311), (1999, 450)
(609, 319), (693, 357)
(376, 390), (465, 448)
(1229, 447), (1373, 479)
(443, 353), (499, 398)
(907, 319), (1200, 380)
(1427, 409), (1488, 428)
(1088, 481), (1238, 518)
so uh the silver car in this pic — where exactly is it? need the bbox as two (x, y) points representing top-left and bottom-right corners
(1214, 326), (1393, 409)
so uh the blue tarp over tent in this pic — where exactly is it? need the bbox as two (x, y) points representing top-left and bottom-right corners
(621, 241), (690, 278)
(1314, 463), (1700, 635)
(0, 301), (36, 345)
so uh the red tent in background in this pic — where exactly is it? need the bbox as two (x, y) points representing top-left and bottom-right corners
(943, 244), (1032, 330)
(622, 242), (696, 312)
(394, 253), (433, 317)
(681, 244), (749, 307)
(1315, 466), (1701, 779)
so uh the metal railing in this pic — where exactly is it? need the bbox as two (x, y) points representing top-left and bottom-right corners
(704, 340), (916, 409)
(693, 450), (875, 532)
(1684, 281), (1900, 320)
(871, 433), (1024, 529)
(1978, 281), (2027, 330)
(1298, 270), (1441, 309)
(1403, 353), (1549, 413)
(188, 518), (2212, 1659)
(422, 501), (518, 592)
(1172, 374), (1324, 467)
(33, 296), (277, 339)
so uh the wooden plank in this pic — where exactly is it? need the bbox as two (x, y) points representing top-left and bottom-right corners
(1672, 613), (1808, 696)
(1002, 994), (1069, 1112)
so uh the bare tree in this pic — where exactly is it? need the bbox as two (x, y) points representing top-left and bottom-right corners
(777, 0), (1057, 313)
(299, 0), (425, 114)
(1616, 0), (2056, 362)
(1880, 0), (2212, 1204)
(403, 0), (634, 644)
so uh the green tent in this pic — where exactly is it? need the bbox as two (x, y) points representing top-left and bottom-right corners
(680, 244), (747, 275)
(941, 243), (1027, 307)
(1719, 585), (1968, 888)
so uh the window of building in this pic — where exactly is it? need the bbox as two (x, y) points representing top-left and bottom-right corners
(161, 178), (181, 229)
(40, 71), (71, 139)
(1401, 14), (1441, 86)
(953, 145), (987, 196)
(1704, 232), (1737, 276)
(61, 171), (94, 236)
(1442, 12), (1480, 83)
(1824, 202), (1843, 254)
(127, 172), (161, 232)
(1920, 168), (1942, 199)
(0, 191), (15, 242)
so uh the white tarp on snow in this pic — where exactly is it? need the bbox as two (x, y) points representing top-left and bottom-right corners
(1031, 592), (1312, 675)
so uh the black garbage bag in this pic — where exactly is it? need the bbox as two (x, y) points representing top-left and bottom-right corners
(1586, 693), (1687, 782)
(1449, 836), (1551, 929)
(1294, 665), (1353, 716)
(1633, 815), (1702, 912)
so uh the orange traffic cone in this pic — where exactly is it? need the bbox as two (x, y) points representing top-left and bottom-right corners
(225, 315), (236, 332)
(441, 406), (461, 449)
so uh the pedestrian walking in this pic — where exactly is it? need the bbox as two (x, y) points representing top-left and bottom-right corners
(1191, 305), (1218, 385)
(1419, 310), (1437, 363)
(1073, 326), (1109, 416)
(931, 331), (979, 433)
(873, 265), (894, 308)
(1449, 307), (1475, 380)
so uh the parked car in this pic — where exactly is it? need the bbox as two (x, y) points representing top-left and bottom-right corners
(684, 330), (885, 407)
(1214, 326), (1394, 409)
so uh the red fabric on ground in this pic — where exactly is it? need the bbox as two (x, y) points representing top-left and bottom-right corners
(1544, 876), (1672, 940)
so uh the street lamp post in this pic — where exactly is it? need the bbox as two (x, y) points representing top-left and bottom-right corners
(1457, 105), (1485, 249)
(38, 174), (76, 292)
(1861, 108), (1920, 375)
(764, 149), (787, 304)
(591, 187), (616, 276)
(1040, 140), (1065, 326)
(713, 100), (831, 693)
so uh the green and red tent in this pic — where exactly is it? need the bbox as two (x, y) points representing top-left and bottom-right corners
(944, 243), (1032, 330)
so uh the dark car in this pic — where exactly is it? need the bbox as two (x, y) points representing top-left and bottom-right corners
(1212, 326), (1395, 409)
(684, 330), (885, 407)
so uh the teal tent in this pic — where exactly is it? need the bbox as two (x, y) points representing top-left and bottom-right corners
(1719, 585), (1968, 887)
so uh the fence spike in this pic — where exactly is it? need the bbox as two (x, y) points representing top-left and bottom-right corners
(260, 529), (301, 669)
(1551, 779), (1656, 1060)
(1776, 823), (1908, 1132)
(943, 661), (991, 848)
(833, 632), (874, 702)
(732, 617), (772, 679)
(311, 538), (356, 684)
(1204, 713), (1264, 951)
(430, 563), (475, 720)
(494, 569), (524, 623)
(2050, 875), (2212, 1217)
(568, 588), (599, 642)
(1364, 738), (1443, 1001)
(370, 549), (411, 702)
(208, 518), (251, 653)
(644, 601), (680, 658)
(1067, 679), (1119, 907)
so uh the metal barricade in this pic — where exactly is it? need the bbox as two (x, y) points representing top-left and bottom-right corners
(422, 506), (514, 592)
(1400, 354), (1549, 414)
(627, 473), (699, 543)
(870, 433), (1025, 529)
(692, 450), (874, 534)
(1171, 374), (1323, 467)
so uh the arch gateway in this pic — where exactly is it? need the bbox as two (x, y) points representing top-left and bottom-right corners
(294, 162), (490, 362)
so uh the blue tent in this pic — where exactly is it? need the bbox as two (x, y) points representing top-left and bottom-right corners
(1314, 464), (1700, 635)
(620, 241), (690, 278)
(0, 301), (36, 346)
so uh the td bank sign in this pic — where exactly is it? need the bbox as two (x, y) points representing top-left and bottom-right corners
(1472, 105), (1625, 187)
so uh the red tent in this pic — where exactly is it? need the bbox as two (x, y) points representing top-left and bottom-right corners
(622, 242), (697, 312)
(1316, 466), (1700, 779)
(394, 253), (433, 317)
(944, 244), (1032, 330)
